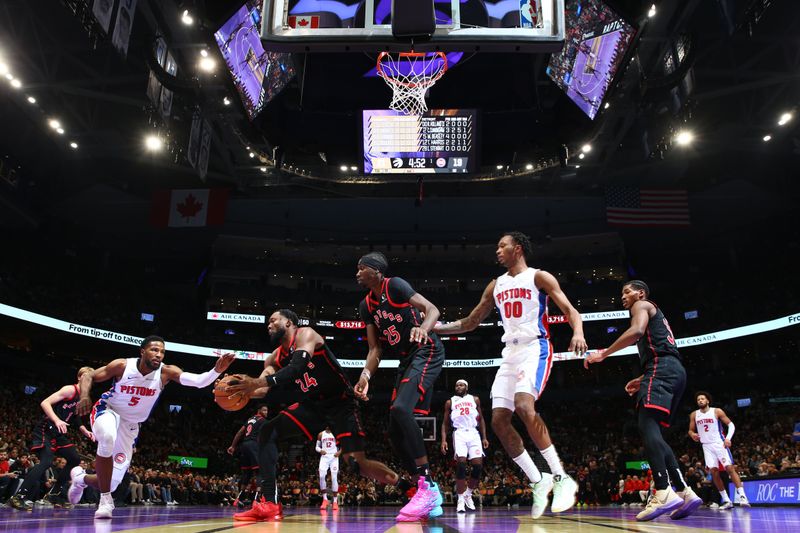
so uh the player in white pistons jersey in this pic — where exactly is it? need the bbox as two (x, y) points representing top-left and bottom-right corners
(435, 232), (587, 519)
(316, 425), (341, 510)
(441, 379), (489, 512)
(688, 391), (749, 509)
(69, 336), (235, 520)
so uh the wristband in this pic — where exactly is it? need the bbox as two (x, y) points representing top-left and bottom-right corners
(360, 369), (371, 382)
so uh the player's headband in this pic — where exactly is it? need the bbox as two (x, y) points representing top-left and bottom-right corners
(358, 252), (388, 274)
(456, 379), (468, 388)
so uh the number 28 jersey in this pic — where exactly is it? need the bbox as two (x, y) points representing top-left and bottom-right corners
(450, 394), (479, 430)
(494, 268), (549, 345)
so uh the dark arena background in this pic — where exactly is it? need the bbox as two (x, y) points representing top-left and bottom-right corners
(1, 1), (799, 532)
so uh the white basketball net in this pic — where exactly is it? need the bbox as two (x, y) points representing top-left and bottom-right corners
(377, 51), (448, 116)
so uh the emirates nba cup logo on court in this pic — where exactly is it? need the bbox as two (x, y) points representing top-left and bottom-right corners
(114, 453), (126, 464)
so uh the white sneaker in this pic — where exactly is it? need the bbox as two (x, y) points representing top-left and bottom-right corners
(720, 500), (733, 510)
(68, 466), (87, 505)
(464, 493), (476, 511)
(457, 495), (466, 513)
(737, 494), (750, 507)
(95, 493), (114, 519)
(670, 487), (703, 520)
(551, 474), (578, 513)
(635, 488), (683, 521)
(531, 472), (554, 519)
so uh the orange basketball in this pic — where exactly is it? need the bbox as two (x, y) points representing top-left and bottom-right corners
(213, 375), (250, 412)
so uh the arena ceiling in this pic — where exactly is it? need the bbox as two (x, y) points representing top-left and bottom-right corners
(0, 0), (797, 236)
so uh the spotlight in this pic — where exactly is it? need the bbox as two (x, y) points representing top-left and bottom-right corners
(223, 96), (231, 106)
(778, 112), (793, 126)
(604, 102), (610, 109)
(340, 165), (348, 171)
(525, 163), (533, 170)
(581, 143), (592, 153)
(496, 164), (503, 170)
(260, 167), (267, 172)
(648, 4), (656, 17)
(578, 153), (585, 160)
(198, 56), (216, 72)
(350, 166), (358, 171)
(762, 135), (772, 142)
(181, 9), (194, 25)
(0, 62), (8, 75)
(56, 127), (65, 135)
(200, 49), (208, 57)
(69, 141), (78, 149)
(9, 78), (21, 89)
(145, 135), (163, 151)
(4, 73), (12, 80)
(48, 119), (61, 130)
(26, 96), (36, 104)
(576, 164), (581, 168)
(675, 130), (694, 146)
(249, 152), (255, 158)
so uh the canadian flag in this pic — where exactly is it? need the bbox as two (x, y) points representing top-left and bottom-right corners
(287, 15), (320, 29)
(150, 189), (229, 228)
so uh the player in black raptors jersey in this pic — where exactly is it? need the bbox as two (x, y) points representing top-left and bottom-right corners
(226, 308), (398, 522)
(585, 281), (701, 521)
(354, 252), (446, 522)
(227, 405), (269, 506)
(10, 367), (95, 511)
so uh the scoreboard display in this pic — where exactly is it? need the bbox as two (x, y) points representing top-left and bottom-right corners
(362, 109), (477, 174)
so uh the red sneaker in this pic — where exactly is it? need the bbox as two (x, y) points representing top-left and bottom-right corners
(261, 501), (283, 520)
(332, 500), (339, 510)
(320, 499), (329, 510)
(233, 501), (265, 522)
(233, 500), (283, 522)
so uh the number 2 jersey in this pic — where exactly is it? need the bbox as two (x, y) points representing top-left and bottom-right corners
(272, 329), (353, 402)
(358, 277), (444, 363)
(694, 408), (725, 445)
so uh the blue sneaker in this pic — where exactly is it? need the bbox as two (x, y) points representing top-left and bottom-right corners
(428, 481), (444, 518)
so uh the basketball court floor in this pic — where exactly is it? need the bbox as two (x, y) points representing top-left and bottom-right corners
(1, 505), (796, 532)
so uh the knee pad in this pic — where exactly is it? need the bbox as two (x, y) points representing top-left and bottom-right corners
(470, 463), (483, 481)
(456, 462), (467, 480)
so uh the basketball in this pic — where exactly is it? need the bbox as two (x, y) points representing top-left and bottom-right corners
(214, 375), (249, 412)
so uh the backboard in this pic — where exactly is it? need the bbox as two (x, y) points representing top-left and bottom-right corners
(260, 0), (565, 53)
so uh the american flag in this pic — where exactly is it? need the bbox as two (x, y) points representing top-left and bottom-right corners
(605, 187), (690, 227)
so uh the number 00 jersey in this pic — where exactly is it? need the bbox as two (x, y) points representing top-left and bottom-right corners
(494, 268), (549, 346)
(450, 394), (479, 430)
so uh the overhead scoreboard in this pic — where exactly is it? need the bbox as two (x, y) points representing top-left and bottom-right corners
(362, 109), (477, 174)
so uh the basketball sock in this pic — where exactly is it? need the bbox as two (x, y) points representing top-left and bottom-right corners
(719, 490), (731, 502)
(512, 451), (542, 483)
(539, 445), (566, 477)
(416, 463), (432, 483)
(465, 487), (473, 497)
(735, 486), (746, 497)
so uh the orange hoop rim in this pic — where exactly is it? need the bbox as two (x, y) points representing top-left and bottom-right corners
(376, 50), (448, 88)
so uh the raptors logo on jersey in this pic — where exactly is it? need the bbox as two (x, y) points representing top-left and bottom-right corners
(493, 268), (549, 345)
(92, 358), (164, 424)
(450, 394), (479, 430)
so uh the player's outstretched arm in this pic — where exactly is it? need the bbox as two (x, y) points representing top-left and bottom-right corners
(536, 271), (587, 355)
(76, 359), (127, 415)
(434, 280), (497, 335)
(165, 352), (235, 387)
(584, 300), (651, 369)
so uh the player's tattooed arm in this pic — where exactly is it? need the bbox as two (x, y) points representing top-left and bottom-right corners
(434, 279), (497, 335)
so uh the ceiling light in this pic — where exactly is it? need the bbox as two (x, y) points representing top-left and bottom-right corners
(648, 4), (656, 18)
(525, 163), (533, 170)
(223, 96), (231, 106)
(581, 143), (592, 153)
(350, 165), (357, 171)
(576, 164), (581, 168)
(145, 135), (163, 151)
(69, 141), (78, 149)
(26, 96), (36, 104)
(48, 119), (61, 130)
(762, 134), (772, 142)
(578, 153), (585, 159)
(675, 129), (694, 146)
(9, 78), (21, 89)
(200, 49), (208, 57)
(778, 112), (793, 126)
(56, 127), (65, 135)
(604, 102), (610, 109)
(198, 56), (216, 72)
(248, 152), (255, 158)
(3, 73), (12, 81)
(181, 10), (194, 25)
(0, 62), (8, 76)
(340, 165), (348, 171)
(260, 167), (267, 172)
(496, 164), (503, 170)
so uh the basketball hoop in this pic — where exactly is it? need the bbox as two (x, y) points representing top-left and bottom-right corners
(376, 51), (448, 116)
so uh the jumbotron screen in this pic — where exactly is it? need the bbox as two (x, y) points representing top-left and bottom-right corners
(362, 109), (477, 174)
(545, 0), (635, 120)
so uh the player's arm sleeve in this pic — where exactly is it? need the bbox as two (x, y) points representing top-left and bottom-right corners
(388, 277), (417, 302)
(178, 367), (222, 388)
(315, 439), (323, 452)
(265, 350), (311, 388)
